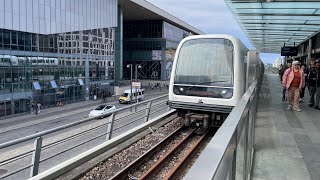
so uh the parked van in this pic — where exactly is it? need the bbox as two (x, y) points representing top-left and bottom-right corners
(119, 88), (145, 104)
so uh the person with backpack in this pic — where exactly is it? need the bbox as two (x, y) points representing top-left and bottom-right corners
(282, 61), (305, 112)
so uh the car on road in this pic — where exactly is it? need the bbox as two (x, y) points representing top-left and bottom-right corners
(119, 88), (145, 104)
(89, 105), (116, 118)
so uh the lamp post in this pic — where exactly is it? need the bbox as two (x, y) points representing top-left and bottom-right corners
(126, 64), (133, 104)
(135, 64), (142, 103)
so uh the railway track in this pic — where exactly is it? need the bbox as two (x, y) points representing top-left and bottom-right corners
(110, 126), (210, 180)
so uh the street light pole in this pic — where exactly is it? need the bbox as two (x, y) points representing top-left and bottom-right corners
(135, 64), (141, 103)
(127, 64), (133, 104)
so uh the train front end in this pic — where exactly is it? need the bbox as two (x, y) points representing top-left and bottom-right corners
(168, 35), (246, 128)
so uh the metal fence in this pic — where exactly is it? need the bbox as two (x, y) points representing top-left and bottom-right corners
(0, 95), (169, 179)
(184, 74), (263, 180)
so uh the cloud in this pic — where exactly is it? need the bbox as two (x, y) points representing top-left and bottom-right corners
(147, 0), (281, 63)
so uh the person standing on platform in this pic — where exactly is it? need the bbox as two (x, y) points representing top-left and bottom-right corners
(278, 64), (284, 80)
(32, 102), (36, 114)
(280, 61), (292, 101)
(282, 61), (305, 112)
(299, 64), (307, 102)
(306, 58), (316, 92)
(307, 60), (318, 107)
(311, 60), (320, 110)
(36, 102), (41, 115)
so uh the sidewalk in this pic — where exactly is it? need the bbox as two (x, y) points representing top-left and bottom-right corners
(251, 74), (320, 180)
(0, 88), (168, 126)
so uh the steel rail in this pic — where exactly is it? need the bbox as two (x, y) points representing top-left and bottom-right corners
(164, 131), (208, 179)
(40, 130), (109, 163)
(42, 123), (109, 150)
(139, 128), (197, 180)
(106, 116), (146, 135)
(109, 123), (184, 180)
(0, 149), (33, 167)
(113, 109), (145, 123)
(149, 106), (169, 115)
(0, 123), (110, 166)
(0, 162), (32, 179)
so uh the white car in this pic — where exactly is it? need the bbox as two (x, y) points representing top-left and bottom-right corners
(89, 105), (116, 118)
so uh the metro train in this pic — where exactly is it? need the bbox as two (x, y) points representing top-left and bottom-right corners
(0, 55), (59, 66)
(168, 34), (263, 128)
(29, 57), (59, 66)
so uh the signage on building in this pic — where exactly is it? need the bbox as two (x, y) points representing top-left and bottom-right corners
(281, 46), (298, 56)
(132, 82), (141, 88)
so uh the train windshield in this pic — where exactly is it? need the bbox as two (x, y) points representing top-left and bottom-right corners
(174, 38), (233, 87)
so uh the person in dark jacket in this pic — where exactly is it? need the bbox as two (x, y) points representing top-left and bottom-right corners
(299, 64), (307, 101)
(306, 58), (316, 91)
(308, 60), (320, 108)
(312, 60), (320, 110)
(279, 64), (284, 81)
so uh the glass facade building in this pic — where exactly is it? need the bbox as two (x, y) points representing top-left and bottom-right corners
(0, 0), (117, 117)
(122, 20), (193, 80)
(0, 0), (202, 117)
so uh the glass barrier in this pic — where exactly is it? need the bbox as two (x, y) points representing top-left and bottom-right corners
(185, 69), (264, 180)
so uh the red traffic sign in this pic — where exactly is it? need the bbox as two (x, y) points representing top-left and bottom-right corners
(132, 82), (141, 88)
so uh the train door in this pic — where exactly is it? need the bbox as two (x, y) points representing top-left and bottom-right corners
(13, 99), (28, 114)
(0, 102), (6, 117)
(0, 101), (13, 116)
(246, 50), (259, 90)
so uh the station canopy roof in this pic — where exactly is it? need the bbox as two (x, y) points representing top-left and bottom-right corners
(225, 0), (320, 53)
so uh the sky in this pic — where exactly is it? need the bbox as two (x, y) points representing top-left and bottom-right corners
(147, 0), (281, 64)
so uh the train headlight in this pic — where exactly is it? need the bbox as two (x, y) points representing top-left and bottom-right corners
(221, 89), (227, 94)
(173, 87), (180, 94)
(179, 87), (185, 92)
(224, 89), (233, 99)
(217, 88), (233, 99)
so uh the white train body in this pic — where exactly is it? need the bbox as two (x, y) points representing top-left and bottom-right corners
(0, 55), (59, 66)
(168, 34), (262, 127)
(0, 55), (19, 66)
(30, 57), (59, 66)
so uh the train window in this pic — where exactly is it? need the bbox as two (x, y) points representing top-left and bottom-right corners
(0, 58), (11, 65)
(174, 38), (234, 87)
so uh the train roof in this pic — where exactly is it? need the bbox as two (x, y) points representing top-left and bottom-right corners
(0, 55), (18, 58)
(179, 34), (248, 51)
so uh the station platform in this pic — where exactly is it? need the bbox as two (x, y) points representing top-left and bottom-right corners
(252, 74), (320, 180)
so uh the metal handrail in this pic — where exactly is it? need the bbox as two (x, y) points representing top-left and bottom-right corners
(184, 72), (263, 180)
(0, 94), (167, 149)
(0, 94), (169, 179)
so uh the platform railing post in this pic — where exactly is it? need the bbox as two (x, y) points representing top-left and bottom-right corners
(135, 102), (137, 112)
(30, 137), (42, 177)
(106, 113), (116, 140)
(144, 101), (152, 122)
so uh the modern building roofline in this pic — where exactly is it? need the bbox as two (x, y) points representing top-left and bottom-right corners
(118, 0), (204, 35)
